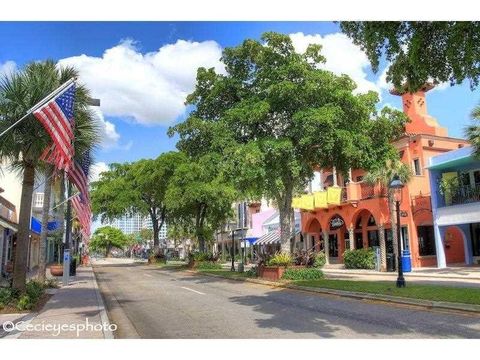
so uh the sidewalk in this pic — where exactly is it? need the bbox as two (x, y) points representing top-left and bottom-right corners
(322, 265), (480, 288)
(1, 266), (113, 339)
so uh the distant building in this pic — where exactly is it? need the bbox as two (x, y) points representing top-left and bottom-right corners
(102, 213), (167, 238)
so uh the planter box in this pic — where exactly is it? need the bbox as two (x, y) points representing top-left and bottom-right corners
(258, 265), (286, 281)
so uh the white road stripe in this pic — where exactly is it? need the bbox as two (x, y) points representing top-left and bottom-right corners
(180, 286), (205, 295)
(144, 273), (153, 278)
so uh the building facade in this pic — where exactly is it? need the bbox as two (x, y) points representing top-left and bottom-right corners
(299, 84), (470, 270)
(428, 146), (480, 267)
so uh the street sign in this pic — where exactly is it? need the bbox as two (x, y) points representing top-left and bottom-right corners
(63, 249), (70, 262)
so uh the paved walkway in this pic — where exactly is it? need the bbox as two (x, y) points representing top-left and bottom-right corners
(1, 266), (113, 339)
(322, 265), (480, 287)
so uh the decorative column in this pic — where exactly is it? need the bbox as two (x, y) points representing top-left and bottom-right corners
(348, 227), (354, 250)
(333, 167), (338, 186)
(348, 168), (353, 183)
(434, 225), (447, 268)
(319, 169), (324, 190)
(378, 224), (387, 271)
(322, 231), (330, 265)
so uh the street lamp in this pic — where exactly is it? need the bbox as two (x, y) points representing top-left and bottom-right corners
(389, 175), (406, 288)
(230, 229), (235, 272)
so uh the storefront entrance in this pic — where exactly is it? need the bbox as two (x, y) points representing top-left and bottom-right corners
(328, 234), (338, 257)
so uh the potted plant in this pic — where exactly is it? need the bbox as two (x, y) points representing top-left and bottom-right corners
(49, 233), (64, 277)
(258, 252), (292, 281)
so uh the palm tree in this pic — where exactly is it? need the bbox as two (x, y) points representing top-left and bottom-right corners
(0, 60), (99, 290)
(364, 159), (412, 269)
(466, 105), (480, 158)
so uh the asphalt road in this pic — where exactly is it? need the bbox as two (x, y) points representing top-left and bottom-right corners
(93, 262), (480, 339)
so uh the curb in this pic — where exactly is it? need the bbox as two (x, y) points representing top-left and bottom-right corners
(186, 270), (480, 314)
(90, 266), (114, 339)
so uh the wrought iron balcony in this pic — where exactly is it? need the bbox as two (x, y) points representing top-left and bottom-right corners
(442, 183), (480, 206)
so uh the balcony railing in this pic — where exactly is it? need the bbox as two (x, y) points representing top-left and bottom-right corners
(443, 183), (480, 206)
(358, 182), (387, 200)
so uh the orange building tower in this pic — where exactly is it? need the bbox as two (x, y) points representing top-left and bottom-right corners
(300, 84), (469, 270)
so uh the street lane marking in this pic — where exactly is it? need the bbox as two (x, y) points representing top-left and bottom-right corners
(180, 286), (205, 295)
(144, 273), (153, 278)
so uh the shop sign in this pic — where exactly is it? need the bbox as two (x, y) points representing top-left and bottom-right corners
(329, 215), (345, 230)
(400, 211), (408, 217)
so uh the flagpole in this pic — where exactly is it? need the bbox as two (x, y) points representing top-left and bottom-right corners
(0, 78), (76, 139)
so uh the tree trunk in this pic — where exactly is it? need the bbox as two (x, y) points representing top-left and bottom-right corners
(38, 165), (54, 282)
(150, 209), (159, 252)
(278, 188), (293, 253)
(12, 163), (36, 292)
(388, 191), (399, 268)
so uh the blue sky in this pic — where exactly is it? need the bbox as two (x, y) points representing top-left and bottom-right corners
(1, 21), (479, 179)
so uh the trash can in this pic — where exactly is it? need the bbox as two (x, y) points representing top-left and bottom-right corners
(69, 257), (77, 276)
(401, 250), (412, 273)
(386, 254), (395, 272)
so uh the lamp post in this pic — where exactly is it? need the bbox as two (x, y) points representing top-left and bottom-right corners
(389, 175), (406, 288)
(230, 229), (235, 272)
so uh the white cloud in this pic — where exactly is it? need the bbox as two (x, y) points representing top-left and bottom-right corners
(59, 39), (224, 125)
(0, 61), (17, 77)
(90, 107), (121, 149)
(89, 161), (109, 183)
(289, 32), (380, 95)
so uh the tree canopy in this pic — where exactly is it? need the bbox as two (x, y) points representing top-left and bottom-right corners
(169, 32), (407, 250)
(164, 153), (237, 252)
(89, 226), (129, 257)
(340, 21), (480, 92)
(90, 151), (183, 250)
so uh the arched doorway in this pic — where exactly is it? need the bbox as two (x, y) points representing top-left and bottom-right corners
(445, 226), (466, 265)
(305, 218), (323, 252)
(353, 209), (379, 249)
(327, 214), (347, 261)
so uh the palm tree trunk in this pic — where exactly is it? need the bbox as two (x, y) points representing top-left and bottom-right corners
(37, 165), (54, 282)
(12, 163), (36, 292)
(56, 174), (66, 263)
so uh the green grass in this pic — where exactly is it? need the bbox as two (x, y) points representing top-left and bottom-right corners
(294, 279), (480, 305)
(154, 261), (188, 270)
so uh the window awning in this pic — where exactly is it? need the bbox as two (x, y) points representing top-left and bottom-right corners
(0, 217), (18, 232)
(255, 230), (299, 245)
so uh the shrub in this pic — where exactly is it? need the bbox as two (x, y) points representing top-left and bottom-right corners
(26, 280), (45, 303)
(313, 252), (326, 268)
(0, 287), (17, 309)
(245, 267), (258, 278)
(343, 248), (376, 269)
(195, 261), (223, 270)
(16, 295), (33, 311)
(190, 252), (219, 262)
(281, 268), (324, 280)
(267, 252), (293, 267)
(293, 249), (315, 266)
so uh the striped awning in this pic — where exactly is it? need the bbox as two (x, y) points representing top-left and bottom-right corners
(255, 230), (300, 245)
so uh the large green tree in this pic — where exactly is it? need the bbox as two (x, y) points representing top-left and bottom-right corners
(91, 151), (183, 251)
(0, 60), (99, 291)
(340, 22), (480, 92)
(89, 226), (129, 257)
(164, 153), (237, 253)
(170, 32), (407, 252)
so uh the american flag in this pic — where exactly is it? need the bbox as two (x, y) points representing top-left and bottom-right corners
(34, 83), (76, 171)
(68, 152), (92, 239)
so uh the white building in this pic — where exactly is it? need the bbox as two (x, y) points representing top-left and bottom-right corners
(103, 213), (167, 237)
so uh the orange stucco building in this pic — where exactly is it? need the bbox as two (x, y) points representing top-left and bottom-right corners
(300, 84), (470, 270)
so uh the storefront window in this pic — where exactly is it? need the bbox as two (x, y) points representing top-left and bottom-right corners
(344, 232), (350, 251)
(401, 226), (410, 251)
(367, 230), (379, 247)
(470, 223), (480, 257)
(355, 232), (363, 249)
(417, 226), (436, 256)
